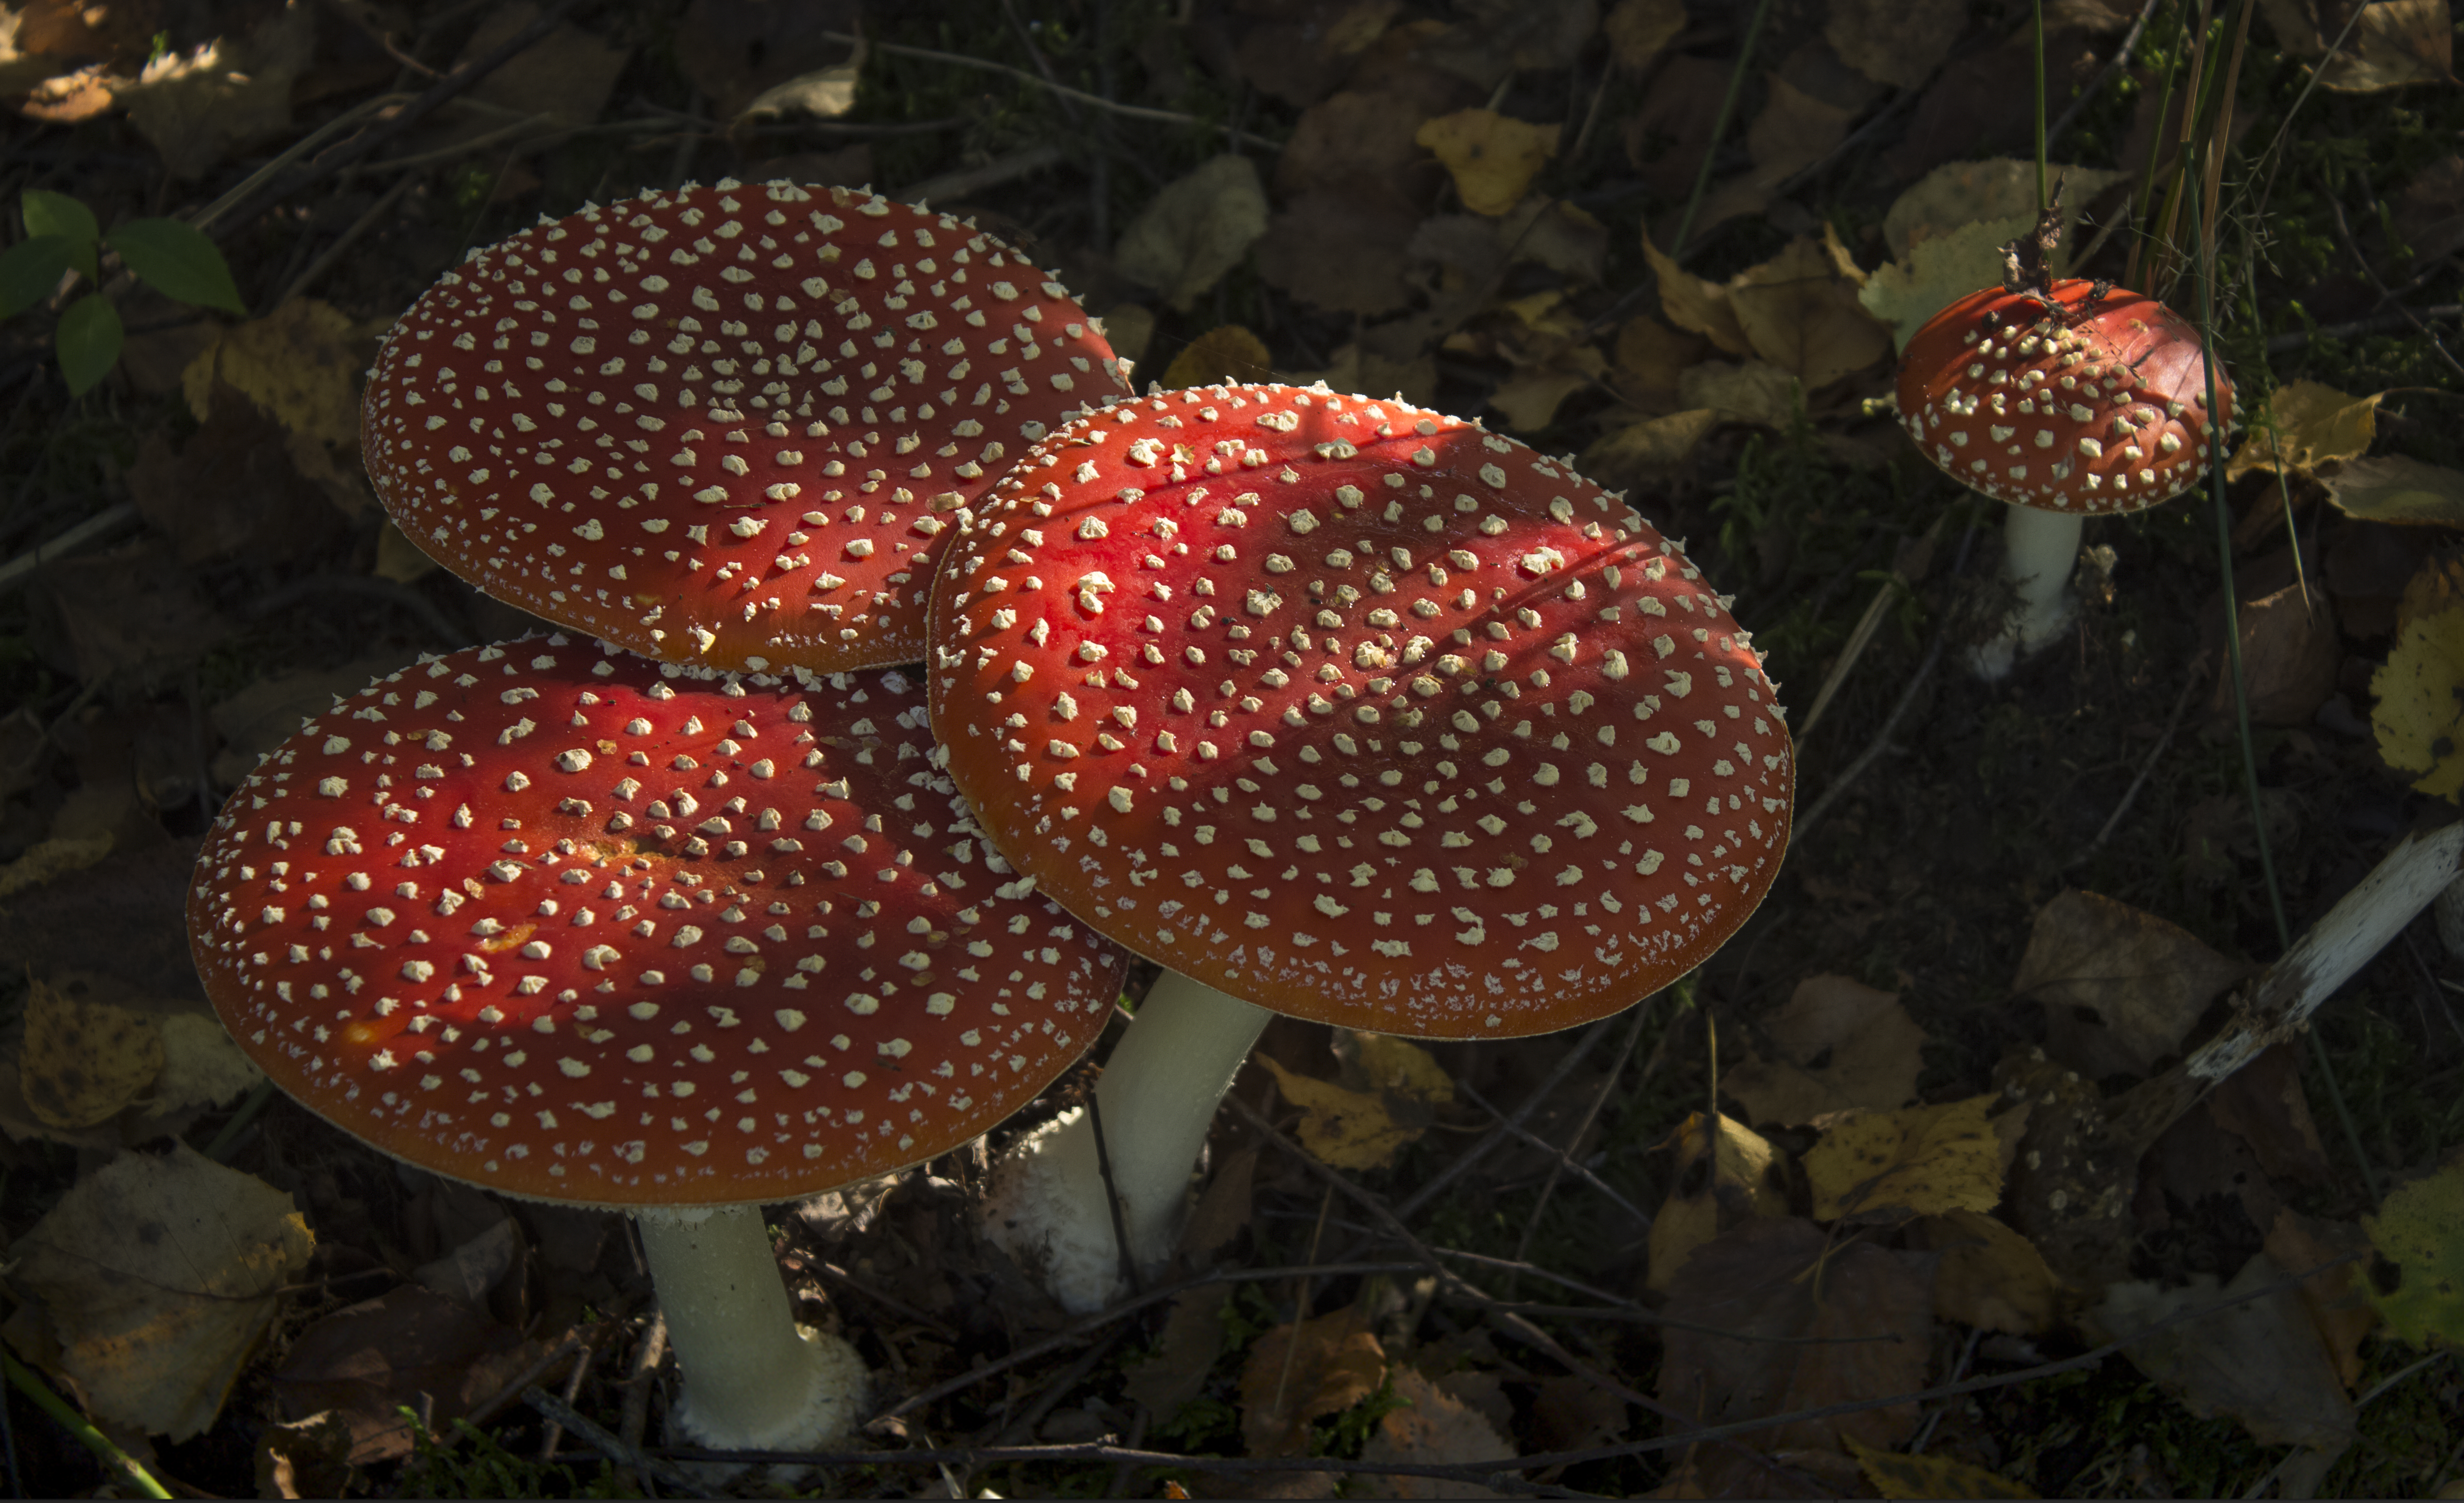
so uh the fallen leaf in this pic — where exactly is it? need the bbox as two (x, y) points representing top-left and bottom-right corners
(1657, 1217), (1936, 1497)
(1416, 109), (1562, 217)
(2223, 380), (2384, 481)
(1116, 155), (1271, 311)
(2393, 154), (2464, 268)
(1126, 1290), (1228, 1423)
(1256, 187), (1422, 316)
(1277, 87), (1454, 202)
(271, 1284), (542, 1463)
(114, 2), (315, 179)
(2370, 589), (2464, 799)
(1530, 1373), (1628, 1452)
(1180, 1142), (1258, 1265)
(2324, 454), (2464, 526)
(1827, 0), (1969, 87)
(1604, 0), (1686, 69)
(2093, 1252), (2358, 1451)
(1489, 367), (1595, 431)
(1648, 1110), (1787, 1291)
(126, 390), (348, 566)
(11, 1143), (314, 1440)
(2206, 1045), (2331, 1187)
(181, 298), (375, 515)
(2013, 890), (2248, 1080)
(2363, 1147), (2464, 1348)
(2210, 580), (2340, 727)
(411, 1213), (522, 1310)
(17, 974), (161, 1127)
(1622, 55), (1732, 197)
(1162, 325), (1276, 390)
(1743, 72), (1859, 181)
(1679, 358), (1799, 427)
(1239, 1303), (1388, 1458)
(1848, 1436), (2038, 1498)
(1881, 159), (2128, 259)
(2264, 1208), (2376, 1389)
(1260, 1034), (1449, 1171)
(1726, 236), (1892, 389)
(1859, 219), (2019, 352)
(1360, 1365), (1514, 1498)
(671, 0), (864, 121)
(2265, 0), (2456, 91)
(0, 833), (114, 902)
(1919, 1208), (2062, 1335)
(1806, 1095), (2010, 1222)
(1583, 408), (1722, 481)
(1641, 232), (1751, 353)
(1233, 0), (1403, 108)
(1723, 974), (1927, 1128)
(446, 3), (629, 132)
(1497, 196), (1610, 281)
(1610, 314), (1709, 409)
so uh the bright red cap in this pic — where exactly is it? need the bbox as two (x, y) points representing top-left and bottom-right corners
(1897, 279), (2231, 514)
(363, 180), (1130, 675)
(189, 638), (1128, 1207)
(927, 383), (1793, 1039)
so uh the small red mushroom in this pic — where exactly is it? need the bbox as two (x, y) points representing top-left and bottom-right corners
(927, 382), (1793, 1309)
(188, 637), (1129, 1453)
(1899, 278), (2231, 678)
(363, 180), (1131, 675)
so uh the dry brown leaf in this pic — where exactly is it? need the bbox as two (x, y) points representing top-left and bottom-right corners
(672, 0), (862, 121)
(1360, 1366), (1514, 1498)
(1233, 0), (1403, 108)
(12, 1144), (314, 1440)
(1256, 187), (1422, 316)
(2015, 890), (2249, 1080)
(2393, 155), (2464, 267)
(2224, 380), (2384, 481)
(1583, 408), (1722, 480)
(2264, 0), (2456, 90)
(1116, 155), (1271, 311)
(1920, 1207), (2062, 1335)
(271, 1284), (542, 1463)
(450, 3), (630, 130)
(1610, 314), (1708, 409)
(2263, 1208), (2378, 1390)
(1278, 88), (1448, 200)
(1723, 974), (1928, 1127)
(1489, 367), (1596, 432)
(2325, 454), (2464, 526)
(114, 1), (314, 179)
(1239, 1303), (1388, 1458)
(1807, 1096), (2014, 1222)
(1880, 158), (2128, 260)
(1679, 359), (1799, 427)
(1745, 72), (1859, 177)
(1604, 0), (1687, 69)
(18, 975), (161, 1128)
(1497, 196), (1610, 281)
(2210, 581), (2340, 727)
(1260, 1034), (1451, 1170)
(2093, 1252), (2358, 1451)
(1849, 1438), (2042, 1500)
(181, 299), (378, 516)
(1622, 55), (1730, 196)
(127, 391), (349, 567)
(1416, 109), (1562, 217)
(1658, 1217), (1936, 1497)
(1163, 325), (1276, 389)
(1640, 231), (1752, 353)
(1727, 236), (1893, 389)
(2206, 1044), (2332, 1187)
(152, 1010), (263, 1115)
(1827, 0), (1969, 87)
(1126, 1290), (1229, 1422)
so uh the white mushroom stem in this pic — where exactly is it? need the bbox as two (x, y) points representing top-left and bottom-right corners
(983, 973), (1270, 1314)
(1971, 502), (2087, 681)
(633, 1205), (868, 1453)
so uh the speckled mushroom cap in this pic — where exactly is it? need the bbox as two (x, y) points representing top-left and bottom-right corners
(188, 637), (1129, 1207)
(363, 180), (1131, 675)
(925, 383), (1793, 1039)
(1897, 279), (2231, 515)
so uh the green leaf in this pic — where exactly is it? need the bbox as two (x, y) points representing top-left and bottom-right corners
(105, 218), (246, 315)
(0, 235), (73, 318)
(55, 293), (123, 397)
(22, 189), (99, 245)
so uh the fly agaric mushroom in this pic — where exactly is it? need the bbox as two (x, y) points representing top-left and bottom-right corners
(927, 382), (1793, 1310)
(363, 179), (1131, 676)
(1899, 277), (2231, 679)
(188, 637), (1128, 1454)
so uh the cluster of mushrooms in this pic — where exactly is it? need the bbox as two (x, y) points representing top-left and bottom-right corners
(184, 176), (2223, 1462)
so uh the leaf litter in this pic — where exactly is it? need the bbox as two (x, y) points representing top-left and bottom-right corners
(5, 0), (2464, 1495)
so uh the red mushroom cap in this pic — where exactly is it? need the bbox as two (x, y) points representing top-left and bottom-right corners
(363, 180), (1131, 675)
(926, 383), (1793, 1039)
(189, 638), (1129, 1207)
(1897, 279), (2232, 515)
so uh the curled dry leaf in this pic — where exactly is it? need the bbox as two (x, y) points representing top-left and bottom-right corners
(1805, 1094), (2016, 1222)
(2013, 889), (2249, 1080)
(1723, 973), (1928, 1127)
(2209, 580), (2340, 727)
(1239, 1303), (1388, 1458)
(11, 1143), (314, 1441)
(2223, 380), (2384, 481)
(1259, 1032), (1452, 1171)
(1640, 232), (1752, 353)
(1115, 155), (1272, 312)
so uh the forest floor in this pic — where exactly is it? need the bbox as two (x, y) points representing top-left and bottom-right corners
(3, 0), (2464, 1497)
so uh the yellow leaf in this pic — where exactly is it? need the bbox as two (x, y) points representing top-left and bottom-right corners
(1722, 974), (1927, 1127)
(2225, 381), (2384, 481)
(181, 298), (374, 512)
(1340, 1032), (1454, 1106)
(1416, 109), (1561, 217)
(1238, 1303), (1387, 1457)
(1640, 232), (1751, 354)
(1584, 408), (1722, 478)
(1848, 1436), (2039, 1498)
(1679, 359), (1799, 428)
(19, 975), (162, 1129)
(1604, 0), (1687, 70)
(2362, 1147), (2464, 1348)
(1490, 367), (1595, 431)
(1648, 1111), (1785, 1290)
(1806, 1095), (2009, 1221)
(2324, 454), (2464, 526)
(1260, 1055), (1423, 1170)
(2372, 593), (2464, 800)
(1162, 325), (1274, 389)
(1921, 1208), (2063, 1336)
(1727, 236), (1892, 389)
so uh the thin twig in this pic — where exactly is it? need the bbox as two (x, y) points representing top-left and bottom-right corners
(2264, 304), (2463, 352)
(0, 501), (139, 597)
(2048, 0), (2166, 148)
(1458, 1078), (1653, 1230)
(464, 1332), (587, 1431)
(2070, 668), (2204, 867)
(1378, 1014), (1617, 1233)
(1789, 625), (1947, 849)
(1085, 1090), (1145, 1301)
(272, 170), (422, 311)
(523, 1386), (702, 1495)
(1509, 1005), (1655, 1261)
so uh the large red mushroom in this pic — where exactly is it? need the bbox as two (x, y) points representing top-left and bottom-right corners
(189, 637), (1129, 1454)
(363, 180), (1131, 675)
(928, 382), (1793, 1309)
(1899, 277), (2231, 678)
